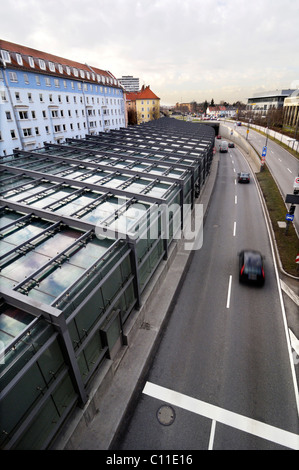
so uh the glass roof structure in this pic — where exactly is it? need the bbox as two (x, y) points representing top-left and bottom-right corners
(0, 118), (215, 449)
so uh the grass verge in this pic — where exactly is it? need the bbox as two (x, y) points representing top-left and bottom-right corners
(256, 165), (299, 277)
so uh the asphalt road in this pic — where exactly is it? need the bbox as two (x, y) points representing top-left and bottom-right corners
(114, 145), (299, 450)
(229, 122), (299, 233)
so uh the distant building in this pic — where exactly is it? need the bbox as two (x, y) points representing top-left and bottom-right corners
(206, 106), (236, 118)
(126, 85), (160, 125)
(247, 89), (296, 114)
(0, 39), (126, 156)
(118, 75), (139, 92)
(283, 89), (299, 131)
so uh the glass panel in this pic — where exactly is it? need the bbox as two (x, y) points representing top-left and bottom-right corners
(14, 399), (60, 450)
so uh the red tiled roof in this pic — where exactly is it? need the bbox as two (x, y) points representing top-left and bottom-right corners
(126, 85), (160, 101)
(0, 39), (118, 85)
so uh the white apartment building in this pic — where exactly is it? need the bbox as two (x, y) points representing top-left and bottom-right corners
(0, 40), (126, 156)
(118, 75), (139, 92)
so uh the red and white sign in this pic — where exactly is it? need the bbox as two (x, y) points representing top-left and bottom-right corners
(296, 253), (299, 264)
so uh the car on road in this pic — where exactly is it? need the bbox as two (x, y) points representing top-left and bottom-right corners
(220, 141), (228, 153)
(228, 142), (235, 148)
(239, 250), (265, 286)
(216, 135), (221, 139)
(237, 172), (250, 183)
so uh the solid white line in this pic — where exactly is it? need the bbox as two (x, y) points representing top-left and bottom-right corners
(254, 171), (299, 416)
(143, 382), (299, 450)
(233, 221), (236, 236)
(226, 275), (232, 308)
(287, 168), (292, 173)
(208, 419), (216, 450)
(235, 195), (237, 204)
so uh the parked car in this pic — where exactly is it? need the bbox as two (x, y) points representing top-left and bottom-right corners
(216, 135), (221, 139)
(237, 172), (250, 183)
(239, 250), (265, 286)
(237, 122), (242, 126)
(228, 142), (235, 148)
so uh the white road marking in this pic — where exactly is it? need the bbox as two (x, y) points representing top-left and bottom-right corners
(208, 419), (217, 450)
(226, 275), (232, 308)
(280, 279), (299, 306)
(143, 381), (299, 450)
(235, 195), (237, 204)
(289, 329), (299, 356)
(287, 168), (292, 173)
(233, 221), (236, 237)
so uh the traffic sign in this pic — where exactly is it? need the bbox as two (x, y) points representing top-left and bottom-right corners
(262, 146), (267, 157)
(285, 194), (299, 204)
(296, 253), (299, 264)
(294, 176), (299, 191)
(286, 213), (294, 221)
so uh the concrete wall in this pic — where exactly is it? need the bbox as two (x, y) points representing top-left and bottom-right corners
(219, 122), (261, 173)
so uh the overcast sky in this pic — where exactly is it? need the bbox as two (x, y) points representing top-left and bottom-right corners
(2, 0), (299, 105)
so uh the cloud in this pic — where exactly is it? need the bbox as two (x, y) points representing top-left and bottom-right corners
(1, 0), (299, 105)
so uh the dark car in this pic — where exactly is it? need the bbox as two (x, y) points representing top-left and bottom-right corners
(216, 135), (221, 139)
(228, 142), (235, 148)
(237, 172), (250, 183)
(239, 250), (265, 286)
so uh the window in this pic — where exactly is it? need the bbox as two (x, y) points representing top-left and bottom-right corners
(54, 79), (59, 87)
(1, 50), (11, 63)
(45, 126), (50, 133)
(66, 95), (69, 103)
(51, 110), (59, 118)
(15, 92), (21, 101)
(58, 64), (63, 74)
(23, 128), (32, 137)
(42, 110), (47, 118)
(73, 68), (79, 77)
(28, 93), (33, 102)
(35, 75), (41, 86)
(9, 71), (18, 82)
(54, 125), (61, 132)
(35, 127), (40, 135)
(10, 129), (16, 139)
(48, 62), (55, 72)
(5, 111), (12, 120)
(39, 59), (46, 70)
(66, 66), (71, 75)
(28, 57), (35, 68)
(68, 110), (71, 117)
(58, 95), (62, 102)
(45, 77), (51, 86)
(39, 93), (43, 102)
(19, 111), (28, 119)
(31, 111), (36, 119)
(1, 91), (7, 101)
(80, 70), (85, 78)
(49, 94), (53, 102)
(63, 80), (67, 88)
(16, 53), (23, 66)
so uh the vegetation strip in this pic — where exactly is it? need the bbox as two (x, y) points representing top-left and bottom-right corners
(256, 165), (299, 277)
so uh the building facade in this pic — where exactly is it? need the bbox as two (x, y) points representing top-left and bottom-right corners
(126, 85), (160, 125)
(0, 40), (126, 156)
(118, 75), (139, 92)
(283, 89), (299, 131)
(246, 89), (295, 114)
